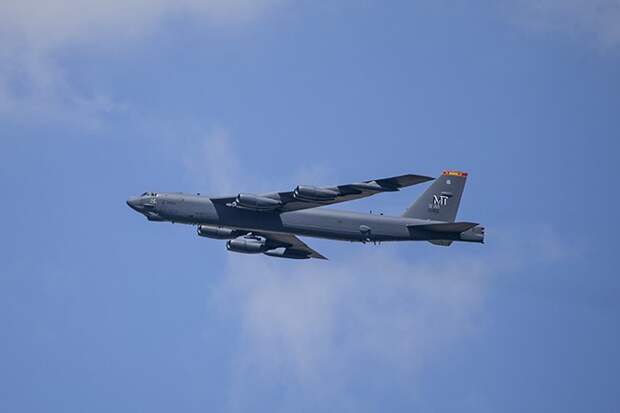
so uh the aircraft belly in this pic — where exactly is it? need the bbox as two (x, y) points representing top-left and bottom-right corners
(280, 215), (361, 240)
(279, 210), (410, 242)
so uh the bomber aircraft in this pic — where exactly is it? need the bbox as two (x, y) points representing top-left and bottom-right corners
(127, 170), (484, 260)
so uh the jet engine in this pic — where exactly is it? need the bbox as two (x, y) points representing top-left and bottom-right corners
(197, 225), (243, 240)
(293, 185), (339, 202)
(232, 193), (282, 211)
(226, 236), (269, 254)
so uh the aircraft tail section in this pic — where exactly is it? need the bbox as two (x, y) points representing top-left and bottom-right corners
(407, 221), (485, 245)
(402, 170), (468, 222)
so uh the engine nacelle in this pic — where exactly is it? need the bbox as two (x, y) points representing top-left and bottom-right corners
(293, 185), (339, 202)
(226, 237), (269, 254)
(197, 225), (242, 240)
(233, 193), (282, 211)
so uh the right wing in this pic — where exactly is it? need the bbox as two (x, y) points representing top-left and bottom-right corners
(256, 231), (328, 260)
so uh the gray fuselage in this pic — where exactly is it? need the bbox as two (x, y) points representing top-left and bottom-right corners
(129, 192), (453, 242)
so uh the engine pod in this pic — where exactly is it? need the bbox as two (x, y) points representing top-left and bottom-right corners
(197, 225), (243, 240)
(293, 185), (339, 202)
(226, 237), (269, 254)
(233, 193), (282, 211)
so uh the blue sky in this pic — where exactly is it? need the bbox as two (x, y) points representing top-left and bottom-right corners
(1, 1), (619, 412)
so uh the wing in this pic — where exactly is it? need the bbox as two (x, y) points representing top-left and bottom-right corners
(257, 232), (328, 260)
(211, 173), (433, 212)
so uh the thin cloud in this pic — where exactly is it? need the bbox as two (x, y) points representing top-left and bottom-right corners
(184, 128), (244, 195)
(184, 131), (338, 196)
(1, 0), (283, 50)
(507, 0), (620, 50)
(210, 250), (489, 411)
(0, 0), (286, 127)
(208, 228), (570, 410)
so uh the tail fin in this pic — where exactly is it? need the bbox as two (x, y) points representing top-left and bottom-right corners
(402, 170), (468, 222)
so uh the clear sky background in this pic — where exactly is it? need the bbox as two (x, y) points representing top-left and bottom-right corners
(1, 1), (618, 412)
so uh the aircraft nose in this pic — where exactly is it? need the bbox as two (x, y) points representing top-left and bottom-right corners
(126, 196), (142, 211)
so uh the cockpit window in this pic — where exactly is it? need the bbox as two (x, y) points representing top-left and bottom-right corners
(141, 192), (157, 197)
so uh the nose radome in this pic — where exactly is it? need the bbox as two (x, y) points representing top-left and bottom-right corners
(126, 196), (141, 210)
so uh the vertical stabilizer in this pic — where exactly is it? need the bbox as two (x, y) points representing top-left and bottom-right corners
(402, 171), (468, 222)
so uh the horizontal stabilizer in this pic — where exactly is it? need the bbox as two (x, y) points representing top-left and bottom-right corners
(408, 222), (478, 233)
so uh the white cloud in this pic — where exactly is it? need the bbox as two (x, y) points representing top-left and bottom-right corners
(508, 0), (620, 49)
(183, 128), (240, 195)
(206, 227), (570, 410)
(210, 250), (489, 410)
(1, 0), (282, 50)
(0, 0), (285, 127)
(184, 131), (338, 195)
(0, 45), (127, 128)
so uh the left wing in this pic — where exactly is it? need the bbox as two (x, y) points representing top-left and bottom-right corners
(211, 173), (433, 212)
(257, 232), (328, 260)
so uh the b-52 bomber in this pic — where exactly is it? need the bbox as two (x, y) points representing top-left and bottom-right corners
(127, 170), (484, 260)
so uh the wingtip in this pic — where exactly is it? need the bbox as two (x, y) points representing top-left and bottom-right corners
(311, 254), (328, 260)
